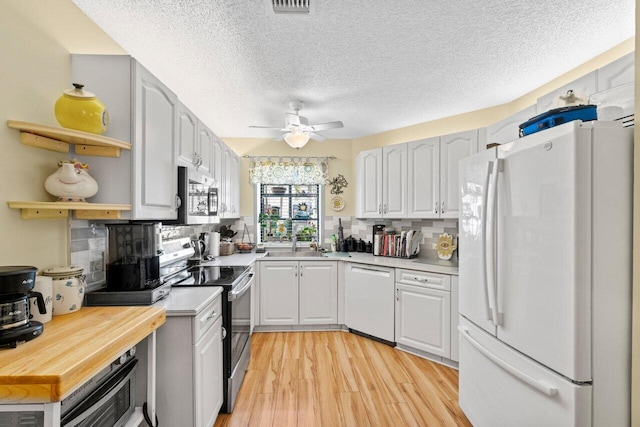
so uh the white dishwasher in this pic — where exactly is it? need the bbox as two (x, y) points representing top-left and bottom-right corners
(344, 263), (395, 343)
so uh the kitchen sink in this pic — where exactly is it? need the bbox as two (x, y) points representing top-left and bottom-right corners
(264, 251), (325, 257)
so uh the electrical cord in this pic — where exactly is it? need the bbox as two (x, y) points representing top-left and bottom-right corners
(143, 402), (159, 427)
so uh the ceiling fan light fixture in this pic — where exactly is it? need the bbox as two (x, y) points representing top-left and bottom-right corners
(284, 131), (310, 148)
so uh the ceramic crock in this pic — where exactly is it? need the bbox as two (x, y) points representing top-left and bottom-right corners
(54, 83), (109, 134)
(44, 265), (85, 316)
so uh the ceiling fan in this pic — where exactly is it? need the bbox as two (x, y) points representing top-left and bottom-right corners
(250, 101), (344, 148)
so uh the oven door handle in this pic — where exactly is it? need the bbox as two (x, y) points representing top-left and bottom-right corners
(228, 273), (254, 301)
(61, 358), (138, 427)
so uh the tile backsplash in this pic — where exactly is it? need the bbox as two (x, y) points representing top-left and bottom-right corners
(70, 215), (458, 291)
(69, 219), (236, 291)
(230, 215), (459, 261)
(69, 220), (107, 292)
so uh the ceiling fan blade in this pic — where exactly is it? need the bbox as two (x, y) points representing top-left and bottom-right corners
(307, 132), (326, 142)
(285, 113), (301, 128)
(249, 125), (282, 130)
(306, 121), (344, 132)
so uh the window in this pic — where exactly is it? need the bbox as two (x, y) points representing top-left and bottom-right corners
(256, 184), (322, 245)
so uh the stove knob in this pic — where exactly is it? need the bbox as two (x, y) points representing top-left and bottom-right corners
(128, 347), (136, 357)
(118, 354), (128, 365)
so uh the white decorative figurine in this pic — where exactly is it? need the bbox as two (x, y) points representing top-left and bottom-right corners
(44, 159), (98, 202)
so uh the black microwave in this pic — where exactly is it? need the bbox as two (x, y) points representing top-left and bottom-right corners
(168, 166), (219, 225)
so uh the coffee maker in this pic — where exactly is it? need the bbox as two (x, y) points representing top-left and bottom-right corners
(105, 223), (162, 291)
(0, 266), (46, 349)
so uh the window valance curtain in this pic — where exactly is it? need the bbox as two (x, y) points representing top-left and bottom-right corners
(249, 156), (329, 185)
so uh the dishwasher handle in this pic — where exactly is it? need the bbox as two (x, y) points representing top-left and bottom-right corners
(350, 265), (391, 277)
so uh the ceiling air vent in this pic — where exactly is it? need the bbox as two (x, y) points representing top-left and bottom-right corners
(272, 0), (310, 14)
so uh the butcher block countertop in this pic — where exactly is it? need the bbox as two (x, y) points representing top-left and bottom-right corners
(0, 306), (165, 404)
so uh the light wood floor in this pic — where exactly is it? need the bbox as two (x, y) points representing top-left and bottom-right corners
(214, 331), (471, 427)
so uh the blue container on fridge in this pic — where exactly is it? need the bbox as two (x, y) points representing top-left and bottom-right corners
(518, 105), (597, 137)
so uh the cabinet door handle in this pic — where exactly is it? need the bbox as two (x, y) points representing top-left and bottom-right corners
(294, 265), (298, 277)
(396, 288), (399, 301)
(434, 201), (439, 214)
(378, 204), (382, 214)
(441, 201), (445, 214)
(383, 203), (388, 214)
(300, 265), (303, 277)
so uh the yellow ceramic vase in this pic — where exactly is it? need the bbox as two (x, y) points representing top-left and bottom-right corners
(54, 83), (109, 134)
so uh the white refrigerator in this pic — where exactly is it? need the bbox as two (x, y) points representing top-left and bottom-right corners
(457, 121), (632, 426)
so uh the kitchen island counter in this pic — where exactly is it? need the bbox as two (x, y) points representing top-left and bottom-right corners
(0, 306), (165, 403)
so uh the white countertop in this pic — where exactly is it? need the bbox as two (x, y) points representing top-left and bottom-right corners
(343, 252), (459, 276)
(154, 286), (223, 316)
(156, 249), (457, 315)
(253, 250), (459, 276)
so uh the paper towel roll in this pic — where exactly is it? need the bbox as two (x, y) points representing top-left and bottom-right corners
(209, 231), (220, 257)
(32, 276), (53, 323)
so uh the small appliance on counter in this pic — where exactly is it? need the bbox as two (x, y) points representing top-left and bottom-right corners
(86, 223), (170, 306)
(105, 223), (162, 291)
(0, 266), (46, 349)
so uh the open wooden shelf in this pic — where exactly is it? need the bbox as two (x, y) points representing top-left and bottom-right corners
(7, 201), (131, 220)
(7, 120), (132, 157)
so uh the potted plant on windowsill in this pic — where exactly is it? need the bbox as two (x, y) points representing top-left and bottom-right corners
(295, 222), (317, 242)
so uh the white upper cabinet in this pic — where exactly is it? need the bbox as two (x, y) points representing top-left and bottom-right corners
(132, 63), (179, 219)
(220, 145), (240, 219)
(355, 148), (383, 218)
(407, 137), (439, 218)
(484, 105), (536, 147)
(355, 144), (407, 219)
(197, 123), (214, 176)
(177, 102), (198, 168)
(597, 52), (634, 91)
(178, 102), (214, 176)
(382, 144), (408, 217)
(536, 71), (597, 114)
(407, 130), (477, 219)
(71, 54), (178, 220)
(439, 130), (477, 219)
(358, 131), (476, 220)
(212, 138), (224, 188)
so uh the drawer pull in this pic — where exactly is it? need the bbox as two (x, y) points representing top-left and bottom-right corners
(206, 310), (217, 320)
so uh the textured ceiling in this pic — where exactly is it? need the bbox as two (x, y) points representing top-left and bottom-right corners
(71, 0), (634, 140)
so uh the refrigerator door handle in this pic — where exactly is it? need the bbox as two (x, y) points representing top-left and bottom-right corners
(458, 326), (559, 397)
(484, 160), (499, 326)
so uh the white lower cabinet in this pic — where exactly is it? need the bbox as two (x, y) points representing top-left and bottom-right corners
(156, 295), (223, 427)
(344, 263), (395, 342)
(450, 275), (459, 362)
(259, 260), (338, 326)
(395, 269), (451, 358)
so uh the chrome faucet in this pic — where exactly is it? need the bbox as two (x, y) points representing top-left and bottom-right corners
(291, 234), (297, 252)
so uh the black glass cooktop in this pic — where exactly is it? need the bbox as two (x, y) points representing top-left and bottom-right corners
(169, 265), (248, 288)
